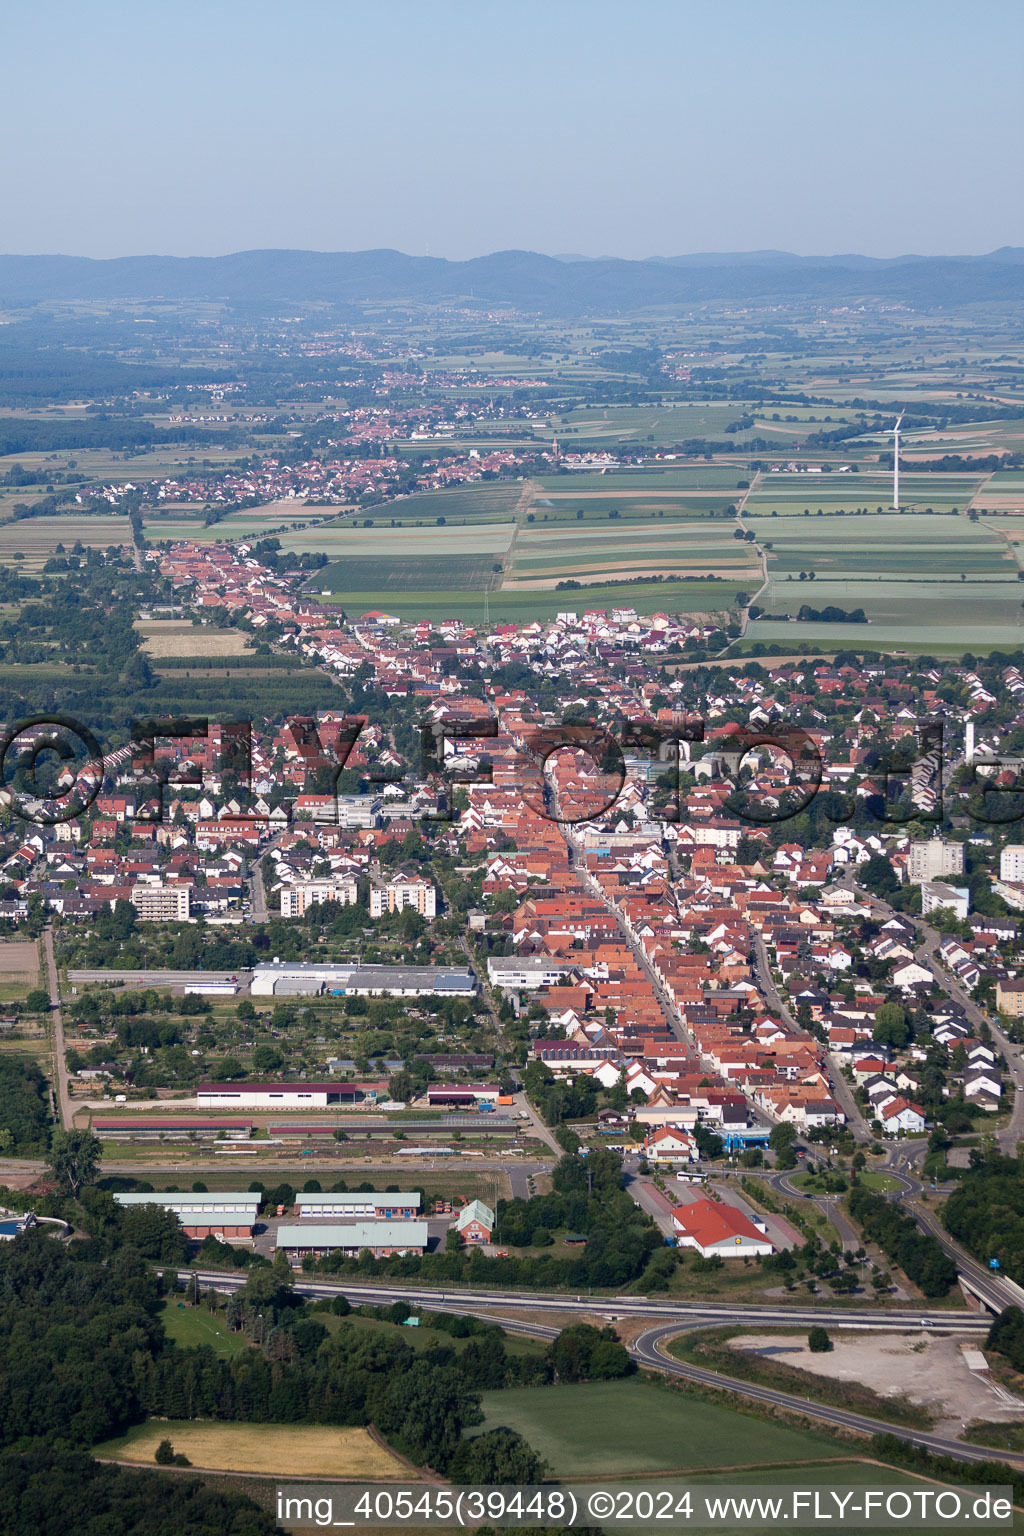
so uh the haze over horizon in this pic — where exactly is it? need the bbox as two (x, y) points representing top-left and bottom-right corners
(3, 0), (1021, 263)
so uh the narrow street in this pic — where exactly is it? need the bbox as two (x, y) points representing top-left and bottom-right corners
(752, 932), (871, 1141)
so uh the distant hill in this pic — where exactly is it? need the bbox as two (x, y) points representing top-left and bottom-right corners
(1, 247), (1022, 313)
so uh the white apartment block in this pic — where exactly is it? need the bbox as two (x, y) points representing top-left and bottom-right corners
(1000, 845), (1024, 883)
(907, 836), (964, 884)
(921, 880), (970, 921)
(280, 879), (359, 918)
(130, 883), (191, 922)
(369, 873), (436, 919)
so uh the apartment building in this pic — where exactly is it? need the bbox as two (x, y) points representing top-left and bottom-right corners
(129, 882), (191, 922)
(369, 871), (436, 918)
(907, 836), (964, 884)
(280, 878), (359, 917)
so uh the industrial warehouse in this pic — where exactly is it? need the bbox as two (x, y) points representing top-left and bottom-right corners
(113, 1192), (260, 1241)
(274, 1221), (430, 1261)
(197, 1080), (384, 1110)
(249, 961), (476, 998)
(294, 1192), (422, 1219)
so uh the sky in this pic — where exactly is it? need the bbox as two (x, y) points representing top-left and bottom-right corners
(1, 0), (1021, 262)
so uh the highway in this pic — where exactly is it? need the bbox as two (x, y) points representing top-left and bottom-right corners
(176, 1268), (1014, 1467)
(183, 1269), (992, 1330)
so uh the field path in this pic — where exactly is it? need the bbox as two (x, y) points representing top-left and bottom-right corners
(498, 479), (542, 588)
(964, 470), (996, 516)
(736, 470), (770, 634)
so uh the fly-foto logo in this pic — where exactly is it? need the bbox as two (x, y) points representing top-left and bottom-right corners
(0, 711), (1018, 829)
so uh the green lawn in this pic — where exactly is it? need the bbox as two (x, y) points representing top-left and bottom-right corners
(159, 1299), (250, 1356)
(470, 1379), (841, 1475)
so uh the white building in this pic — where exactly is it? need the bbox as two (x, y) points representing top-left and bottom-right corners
(249, 962), (475, 998)
(369, 873), (436, 919)
(487, 957), (571, 990)
(1001, 845), (1024, 883)
(921, 881), (970, 921)
(130, 883), (191, 922)
(908, 837), (964, 885)
(670, 1196), (773, 1257)
(280, 879), (358, 917)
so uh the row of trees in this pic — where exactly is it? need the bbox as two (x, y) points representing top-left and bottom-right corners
(846, 1185), (957, 1297)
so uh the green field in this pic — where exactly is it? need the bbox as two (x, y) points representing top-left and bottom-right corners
(744, 511), (1024, 650)
(316, 556), (499, 591)
(323, 580), (745, 623)
(754, 514), (1013, 578)
(471, 1380), (842, 1475)
(529, 403), (762, 445)
(748, 579), (1024, 652)
(744, 474), (981, 517)
(536, 467), (746, 491)
(528, 495), (738, 520)
(354, 483), (525, 525)
(144, 502), (337, 542)
(507, 519), (760, 588)
(159, 1299), (250, 1356)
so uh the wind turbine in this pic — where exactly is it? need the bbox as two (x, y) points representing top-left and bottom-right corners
(890, 410), (905, 510)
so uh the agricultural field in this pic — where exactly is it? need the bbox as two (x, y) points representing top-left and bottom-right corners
(535, 467), (747, 492)
(470, 1380), (841, 1476)
(746, 513), (1024, 652)
(143, 500), (336, 543)
(744, 473), (982, 517)
(372, 482), (527, 524)
(0, 940), (40, 1005)
(282, 519), (514, 565)
(527, 403), (762, 445)
(323, 580), (746, 624)
(0, 513), (131, 567)
(95, 1419), (406, 1478)
(134, 619), (255, 658)
(974, 473), (1024, 515)
(754, 513), (1014, 579)
(506, 519), (760, 589)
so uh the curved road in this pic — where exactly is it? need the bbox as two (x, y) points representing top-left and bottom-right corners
(177, 1268), (1010, 1467)
(633, 1321), (1023, 1468)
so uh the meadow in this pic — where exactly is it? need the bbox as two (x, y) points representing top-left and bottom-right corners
(470, 1379), (842, 1476)
(158, 1299), (250, 1356)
